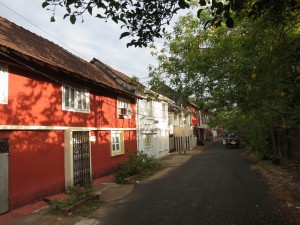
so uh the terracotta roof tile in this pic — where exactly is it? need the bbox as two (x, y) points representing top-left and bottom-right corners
(0, 16), (134, 95)
(91, 58), (145, 87)
(110, 67), (145, 88)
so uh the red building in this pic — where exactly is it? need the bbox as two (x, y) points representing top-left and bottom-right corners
(0, 17), (137, 212)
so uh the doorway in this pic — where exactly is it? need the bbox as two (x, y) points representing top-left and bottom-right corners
(0, 138), (9, 214)
(72, 131), (90, 186)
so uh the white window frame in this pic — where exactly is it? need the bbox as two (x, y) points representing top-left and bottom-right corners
(0, 64), (8, 104)
(117, 98), (132, 119)
(111, 131), (125, 156)
(62, 85), (90, 113)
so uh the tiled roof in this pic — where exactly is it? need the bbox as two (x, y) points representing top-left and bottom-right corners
(112, 68), (146, 88)
(103, 62), (133, 83)
(91, 58), (145, 87)
(91, 58), (140, 93)
(0, 16), (135, 96)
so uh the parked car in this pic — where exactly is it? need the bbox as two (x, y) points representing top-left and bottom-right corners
(223, 133), (240, 148)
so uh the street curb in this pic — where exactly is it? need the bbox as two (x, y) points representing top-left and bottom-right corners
(1, 144), (213, 224)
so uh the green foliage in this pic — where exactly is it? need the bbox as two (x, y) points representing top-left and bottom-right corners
(42, 0), (299, 47)
(150, 10), (300, 157)
(43, 0), (184, 47)
(49, 197), (76, 214)
(49, 179), (93, 214)
(73, 200), (103, 216)
(66, 179), (93, 200)
(115, 152), (156, 184)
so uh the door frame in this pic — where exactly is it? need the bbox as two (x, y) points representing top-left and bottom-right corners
(0, 138), (9, 214)
(64, 129), (92, 189)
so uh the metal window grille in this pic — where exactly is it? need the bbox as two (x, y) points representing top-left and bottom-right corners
(72, 132), (90, 186)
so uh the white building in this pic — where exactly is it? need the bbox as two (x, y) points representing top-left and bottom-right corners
(169, 106), (197, 153)
(137, 92), (171, 159)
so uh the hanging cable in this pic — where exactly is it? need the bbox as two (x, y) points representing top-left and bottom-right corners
(0, 1), (88, 60)
(0, 51), (175, 119)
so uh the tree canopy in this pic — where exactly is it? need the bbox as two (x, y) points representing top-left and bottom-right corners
(149, 10), (300, 156)
(43, 0), (300, 157)
(42, 0), (300, 47)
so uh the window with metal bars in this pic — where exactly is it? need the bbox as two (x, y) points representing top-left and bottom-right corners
(62, 85), (89, 113)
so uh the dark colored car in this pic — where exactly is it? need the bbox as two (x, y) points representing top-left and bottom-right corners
(223, 133), (240, 148)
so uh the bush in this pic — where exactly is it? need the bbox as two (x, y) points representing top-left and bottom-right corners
(66, 179), (93, 201)
(115, 152), (155, 183)
(49, 179), (93, 213)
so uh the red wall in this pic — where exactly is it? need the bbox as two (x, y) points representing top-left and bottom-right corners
(0, 66), (136, 129)
(91, 130), (137, 179)
(0, 64), (137, 209)
(0, 130), (65, 209)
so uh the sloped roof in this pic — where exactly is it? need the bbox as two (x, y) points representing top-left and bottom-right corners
(0, 16), (136, 96)
(150, 81), (181, 103)
(150, 82), (200, 109)
(104, 63), (132, 84)
(91, 58), (137, 93)
(91, 58), (145, 88)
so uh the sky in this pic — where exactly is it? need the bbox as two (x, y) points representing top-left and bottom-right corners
(0, 0), (179, 86)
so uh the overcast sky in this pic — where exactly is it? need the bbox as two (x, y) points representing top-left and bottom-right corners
(0, 0), (182, 86)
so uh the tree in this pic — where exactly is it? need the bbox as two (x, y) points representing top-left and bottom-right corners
(42, 0), (189, 47)
(42, 0), (299, 47)
(149, 10), (300, 157)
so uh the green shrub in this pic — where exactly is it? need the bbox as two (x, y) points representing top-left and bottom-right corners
(74, 199), (103, 216)
(66, 180), (92, 201)
(49, 179), (93, 213)
(115, 151), (155, 183)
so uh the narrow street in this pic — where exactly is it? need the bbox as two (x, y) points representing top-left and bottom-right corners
(91, 140), (294, 225)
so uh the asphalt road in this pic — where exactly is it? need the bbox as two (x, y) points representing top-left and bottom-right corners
(93, 140), (293, 225)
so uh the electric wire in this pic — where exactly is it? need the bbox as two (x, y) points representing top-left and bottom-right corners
(0, 1), (88, 60)
(0, 1), (153, 83)
(0, 2), (185, 118)
(0, 51), (181, 119)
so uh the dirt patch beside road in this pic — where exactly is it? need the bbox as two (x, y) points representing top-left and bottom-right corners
(241, 150), (300, 224)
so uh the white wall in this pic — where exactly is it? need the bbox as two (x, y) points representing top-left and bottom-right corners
(137, 98), (169, 159)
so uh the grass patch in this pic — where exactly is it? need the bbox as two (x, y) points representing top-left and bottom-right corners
(115, 152), (157, 184)
(49, 179), (94, 214)
(73, 199), (104, 216)
(133, 164), (162, 183)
